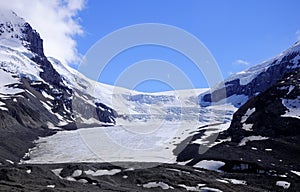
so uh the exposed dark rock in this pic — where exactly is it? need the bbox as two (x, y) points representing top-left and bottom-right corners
(1, 162), (299, 192)
(95, 102), (117, 124)
(0, 12), (117, 163)
(226, 68), (300, 142)
(21, 23), (44, 57)
(178, 69), (300, 176)
(201, 50), (300, 104)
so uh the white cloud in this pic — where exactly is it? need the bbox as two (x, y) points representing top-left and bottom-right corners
(234, 59), (250, 66)
(296, 30), (300, 40)
(0, 0), (86, 65)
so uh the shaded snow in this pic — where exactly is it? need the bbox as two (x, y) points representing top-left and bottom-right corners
(241, 108), (255, 123)
(85, 169), (121, 176)
(282, 97), (300, 119)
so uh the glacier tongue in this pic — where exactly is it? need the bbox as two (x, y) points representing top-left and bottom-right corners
(24, 87), (237, 164)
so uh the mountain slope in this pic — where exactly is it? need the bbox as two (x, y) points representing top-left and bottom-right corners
(200, 41), (300, 107)
(0, 9), (299, 192)
(177, 68), (300, 183)
(0, 9), (119, 163)
(0, 9), (211, 164)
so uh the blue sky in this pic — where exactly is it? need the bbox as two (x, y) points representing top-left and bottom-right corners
(74, 0), (300, 92)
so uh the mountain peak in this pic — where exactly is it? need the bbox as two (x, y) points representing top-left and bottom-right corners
(0, 8), (25, 24)
(0, 8), (44, 57)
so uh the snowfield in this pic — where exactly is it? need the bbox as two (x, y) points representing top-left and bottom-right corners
(22, 71), (237, 164)
(25, 101), (237, 164)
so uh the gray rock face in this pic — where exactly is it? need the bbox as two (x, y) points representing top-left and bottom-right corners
(21, 23), (44, 57)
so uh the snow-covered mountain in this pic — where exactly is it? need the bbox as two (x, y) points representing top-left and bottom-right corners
(0, 9), (223, 163)
(48, 56), (209, 124)
(0, 8), (299, 192)
(200, 41), (300, 107)
(1, 9), (299, 165)
(0, 9), (128, 162)
(177, 68), (300, 181)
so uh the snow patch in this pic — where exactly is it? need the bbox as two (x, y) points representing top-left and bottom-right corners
(242, 123), (253, 131)
(65, 176), (76, 181)
(193, 160), (225, 172)
(281, 97), (300, 119)
(72, 170), (82, 177)
(276, 181), (290, 189)
(287, 85), (295, 95)
(265, 148), (272, 152)
(216, 179), (229, 184)
(46, 185), (55, 188)
(200, 187), (223, 192)
(238, 136), (269, 146)
(0, 106), (8, 111)
(288, 55), (300, 69)
(225, 178), (247, 185)
(51, 168), (63, 178)
(5, 159), (14, 164)
(142, 181), (174, 190)
(291, 170), (300, 176)
(78, 179), (88, 183)
(241, 108), (255, 123)
(85, 169), (121, 176)
(41, 90), (54, 100)
(178, 184), (204, 191)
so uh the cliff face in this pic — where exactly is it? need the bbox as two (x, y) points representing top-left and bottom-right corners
(21, 22), (44, 57)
